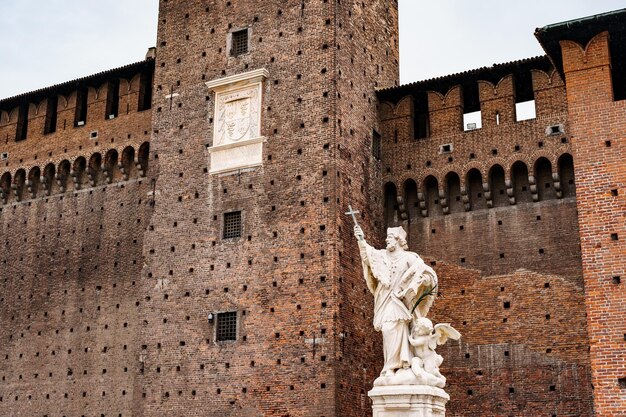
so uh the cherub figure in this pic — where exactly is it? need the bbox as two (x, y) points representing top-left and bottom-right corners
(408, 317), (461, 388)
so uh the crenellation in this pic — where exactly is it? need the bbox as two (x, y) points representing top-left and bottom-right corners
(427, 87), (463, 136)
(477, 75), (516, 128)
(531, 70), (567, 117)
(0, 4), (624, 417)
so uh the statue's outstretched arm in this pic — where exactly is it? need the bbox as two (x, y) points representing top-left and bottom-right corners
(354, 225), (369, 261)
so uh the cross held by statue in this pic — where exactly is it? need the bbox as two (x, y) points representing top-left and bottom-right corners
(345, 205), (364, 241)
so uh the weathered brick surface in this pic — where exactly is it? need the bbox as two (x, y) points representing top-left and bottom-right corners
(0, 64), (153, 417)
(139, 1), (397, 416)
(432, 263), (592, 416)
(377, 61), (593, 415)
(561, 31), (626, 417)
(1, 3), (624, 417)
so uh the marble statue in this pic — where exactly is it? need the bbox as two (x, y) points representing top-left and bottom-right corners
(409, 317), (461, 388)
(347, 207), (460, 388)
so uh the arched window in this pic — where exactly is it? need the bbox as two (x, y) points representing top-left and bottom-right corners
(73, 157), (87, 190)
(511, 161), (531, 204)
(558, 153), (575, 197)
(466, 169), (485, 211)
(138, 142), (150, 177)
(0, 172), (11, 203)
(14, 169), (26, 202)
(423, 175), (442, 217)
(104, 149), (120, 183)
(88, 153), (102, 186)
(43, 163), (56, 196)
(445, 172), (463, 213)
(489, 165), (507, 207)
(57, 160), (71, 192)
(27, 166), (41, 199)
(534, 157), (555, 200)
(404, 179), (418, 220)
(384, 182), (398, 227)
(121, 146), (136, 180)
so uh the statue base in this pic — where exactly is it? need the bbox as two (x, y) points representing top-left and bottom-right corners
(369, 385), (449, 417)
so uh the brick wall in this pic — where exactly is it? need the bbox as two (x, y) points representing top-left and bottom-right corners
(377, 64), (593, 415)
(561, 31), (626, 416)
(139, 1), (397, 416)
(0, 65), (153, 417)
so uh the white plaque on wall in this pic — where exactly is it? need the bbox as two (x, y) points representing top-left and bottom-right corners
(206, 68), (269, 174)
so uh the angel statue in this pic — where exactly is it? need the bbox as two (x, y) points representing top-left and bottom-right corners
(408, 317), (461, 388)
(352, 222), (444, 386)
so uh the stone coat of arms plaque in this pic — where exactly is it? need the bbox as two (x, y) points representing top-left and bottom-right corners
(205, 68), (268, 174)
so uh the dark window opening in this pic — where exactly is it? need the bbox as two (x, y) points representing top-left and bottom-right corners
(512, 161), (531, 203)
(15, 103), (29, 141)
(138, 71), (153, 112)
(446, 172), (463, 213)
(231, 29), (249, 56)
(384, 182), (397, 226)
(223, 211), (242, 239)
(462, 81), (481, 130)
(424, 176), (442, 217)
(558, 153), (575, 197)
(549, 125), (562, 135)
(413, 91), (429, 139)
(489, 165), (507, 207)
(105, 79), (120, 119)
(44, 96), (58, 135)
(216, 312), (237, 341)
(404, 179), (418, 220)
(74, 88), (88, 127)
(467, 169), (485, 211)
(611, 38), (626, 101)
(535, 158), (555, 201)
(372, 130), (381, 160)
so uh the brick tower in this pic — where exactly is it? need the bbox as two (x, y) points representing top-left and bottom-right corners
(537, 11), (626, 416)
(138, 1), (398, 416)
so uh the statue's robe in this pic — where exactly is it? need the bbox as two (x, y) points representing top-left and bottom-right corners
(360, 242), (438, 375)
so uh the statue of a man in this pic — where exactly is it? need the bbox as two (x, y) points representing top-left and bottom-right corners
(354, 225), (438, 385)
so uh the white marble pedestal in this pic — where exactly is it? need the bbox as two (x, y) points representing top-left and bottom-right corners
(369, 385), (449, 417)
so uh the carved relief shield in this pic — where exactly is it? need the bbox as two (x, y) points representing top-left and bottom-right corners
(223, 97), (251, 142)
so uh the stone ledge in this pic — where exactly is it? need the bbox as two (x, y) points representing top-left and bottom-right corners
(205, 68), (269, 91)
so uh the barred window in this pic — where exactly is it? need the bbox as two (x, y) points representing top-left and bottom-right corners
(372, 130), (381, 160)
(231, 29), (248, 57)
(223, 211), (242, 239)
(216, 311), (237, 342)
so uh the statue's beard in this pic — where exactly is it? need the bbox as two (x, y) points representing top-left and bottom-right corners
(386, 243), (396, 252)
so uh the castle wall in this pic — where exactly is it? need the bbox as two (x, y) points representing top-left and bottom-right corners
(0, 177), (151, 417)
(378, 66), (593, 415)
(0, 68), (153, 417)
(2, 4), (624, 417)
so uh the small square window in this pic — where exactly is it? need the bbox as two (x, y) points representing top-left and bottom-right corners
(216, 312), (237, 341)
(231, 29), (249, 56)
(223, 211), (242, 239)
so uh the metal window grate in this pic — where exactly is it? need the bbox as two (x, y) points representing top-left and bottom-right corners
(231, 29), (248, 56)
(216, 311), (237, 341)
(223, 211), (242, 239)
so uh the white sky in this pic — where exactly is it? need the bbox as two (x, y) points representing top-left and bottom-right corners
(0, 1), (624, 99)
